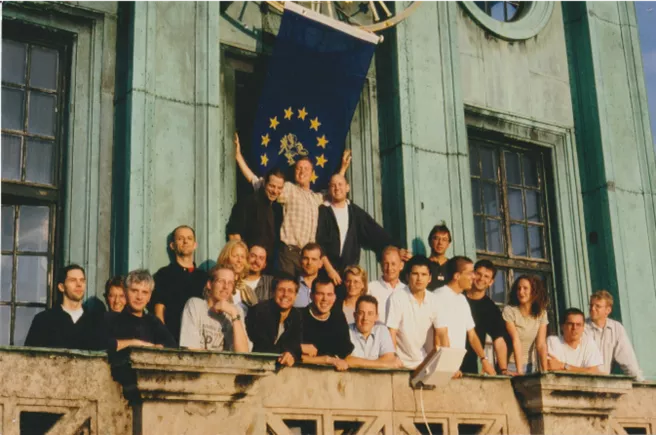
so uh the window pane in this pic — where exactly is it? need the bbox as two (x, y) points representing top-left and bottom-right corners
(1, 134), (22, 181)
(474, 216), (485, 250)
(16, 255), (48, 303)
(2, 205), (15, 251)
(505, 151), (521, 185)
(483, 182), (499, 216)
(529, 225), (544, 259)
(486, 219), (503, 253)
(17, 206), (49, 252)
(490, 269), (506, 304)
(469, 146), (480, 176)
(471, 179), (481, 213)
(1, 255), (13, 301)
(2, 40), (27, 85)
(27, 91), (56, 136)
(2, 87), (25, 131)
(0, 306), (10, 346)
(25, 138), (55, 185)
(490, 1), (505, 21)
(511, 223), (527, 256)
(29, 46), (58, 90)
(526, 190), (541, 222)
(15, 306), (43, 346)
(508, 188), (524, 220)
(480, 147), (497, 180)
(523, 155), (538, 186)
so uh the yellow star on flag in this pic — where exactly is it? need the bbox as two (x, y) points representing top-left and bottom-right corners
(316, 135), (329, 149)
(284, 107), (293, 120)
(298, 107), (308, 120)
(260, 154), (269, 167)
(315, 154), (328, 168)
(309, 117), (321, 131)
(310, 170), (318, 184)
(269, 116), (280, 130)
(261, 134), (270, 147)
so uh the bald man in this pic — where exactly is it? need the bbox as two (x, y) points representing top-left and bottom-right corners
(316, 174), (399, 276)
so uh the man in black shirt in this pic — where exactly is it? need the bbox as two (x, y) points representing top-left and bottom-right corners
(461, 260), (509, 374)
(108, 269), (176, 349)
(25, 264), (110, 350)
(226, 168), (284, 264)
(301, 277), (354, 371)
(246, 273), (302, 366)
(427, 223), (451, 290)
(150, 225), (208, 343)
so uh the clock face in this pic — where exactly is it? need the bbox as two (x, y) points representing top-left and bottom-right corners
(264, 1), (420, 32)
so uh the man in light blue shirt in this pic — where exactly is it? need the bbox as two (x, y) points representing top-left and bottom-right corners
(346, 295), (403, 369)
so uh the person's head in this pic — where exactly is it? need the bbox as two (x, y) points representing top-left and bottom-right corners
(301, 243), (323, 277)
(445, 256), (475, 292)
(205, 265), (236, 304)
(561, 307), (586, 344)
(509, 275), (549, 317)
(217, 240), (249, 278)
(169, 225), (197, 258)
(344, 265), (368, 299)
(125, 269), (155, 315)
(272, 272), (299, 311)
(381, 246), (403, 283)
(329, 174), (350, 203)
(294, 157), (313, 187)
(404, 255), (432, 292)
(57, 264), (87, 304)
(104, 275), (126, 313)
(472, 260), (497, 293)
(310, 277), (336, 315)
(264, 168), (285, 201)
(248, 244), (268, 275)
(428, 223), (452, 256)
(589, 290), (613, 324)
(354, 294), (379, 335)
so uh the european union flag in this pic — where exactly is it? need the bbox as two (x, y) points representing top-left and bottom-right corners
(250, 3), (379, 190)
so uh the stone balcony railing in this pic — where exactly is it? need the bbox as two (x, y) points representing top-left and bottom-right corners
(0, 346), (654, 435)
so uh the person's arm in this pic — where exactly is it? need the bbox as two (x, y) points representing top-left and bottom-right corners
(234, 132), (258, 183)
(354, 205), (396, 255)
(345, 353), (402, 369)
(467, 329), (496, 375)
(301, 343), (318, 357)
(505, 321), (525, 374)
(116, 338), (160, 351)
(322, 256), (342, 286)
(153, 304), (166, 325)
(338, 149), (352, 176)
(535, 324), (548, 372)
(547, 353), (601, 374)
(493, 336), (509, 374)
(212, 301), (249, 352)
(435, 327), (450, 348)
(613, 324), (645, 381)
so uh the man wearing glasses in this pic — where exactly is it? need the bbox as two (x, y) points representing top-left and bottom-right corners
(546, 307), (602, 374)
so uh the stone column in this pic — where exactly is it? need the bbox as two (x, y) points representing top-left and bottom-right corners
(376, 1), (475, 257)
(512, 373), (633, 435)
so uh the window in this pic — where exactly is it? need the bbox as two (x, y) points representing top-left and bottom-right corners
(474, 1), (524, 22)
(1, 27), (69, 346)
(469, 138), (555, 315)
(460, 1), (553, 41)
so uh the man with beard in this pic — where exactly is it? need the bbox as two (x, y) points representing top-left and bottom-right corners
(25, 264), (109, 350)
(243, 244), (275, 301)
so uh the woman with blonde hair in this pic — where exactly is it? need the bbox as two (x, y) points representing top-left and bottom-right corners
(342, 265), (368, 324)
(217, 240), (258, 313)
(503, 274), (549, 375)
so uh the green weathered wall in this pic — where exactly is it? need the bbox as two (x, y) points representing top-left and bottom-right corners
(563, 1), (656, 379)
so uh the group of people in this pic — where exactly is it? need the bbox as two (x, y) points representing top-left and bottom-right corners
(22, 135), (645, 381)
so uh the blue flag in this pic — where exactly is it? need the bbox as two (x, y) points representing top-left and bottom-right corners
(250, 3), (378, 190)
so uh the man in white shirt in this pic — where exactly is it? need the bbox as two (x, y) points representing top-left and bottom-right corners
(434, 256), (495, 376)
(548, 308), (602, 373)
(584, 290), (644, 380)
(386, 255), (444, 369)
(243, 244), (274, 301)
(368, 246), (409, 323)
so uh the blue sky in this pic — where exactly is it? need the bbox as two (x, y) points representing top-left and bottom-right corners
(636, 2), (656, 151)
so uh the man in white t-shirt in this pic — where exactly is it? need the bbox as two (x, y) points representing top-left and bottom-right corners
(434, 256), (495, 376)
(243, 245), (274, 301)
(547, 308), (602, 373)
(386, 255), (444, 369)
(368, 246), (409, 323)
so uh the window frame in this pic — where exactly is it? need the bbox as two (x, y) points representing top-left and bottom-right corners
(1, 20), (73, 345)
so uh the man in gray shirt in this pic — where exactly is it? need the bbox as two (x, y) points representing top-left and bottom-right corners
(584, 290), (644, 381)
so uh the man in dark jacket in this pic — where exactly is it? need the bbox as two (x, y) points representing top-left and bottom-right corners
(25, 264), (111, 351)
(246, 273), (302, 366)
(226, 168), (284, 264)
(316, 174), (397, 274)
